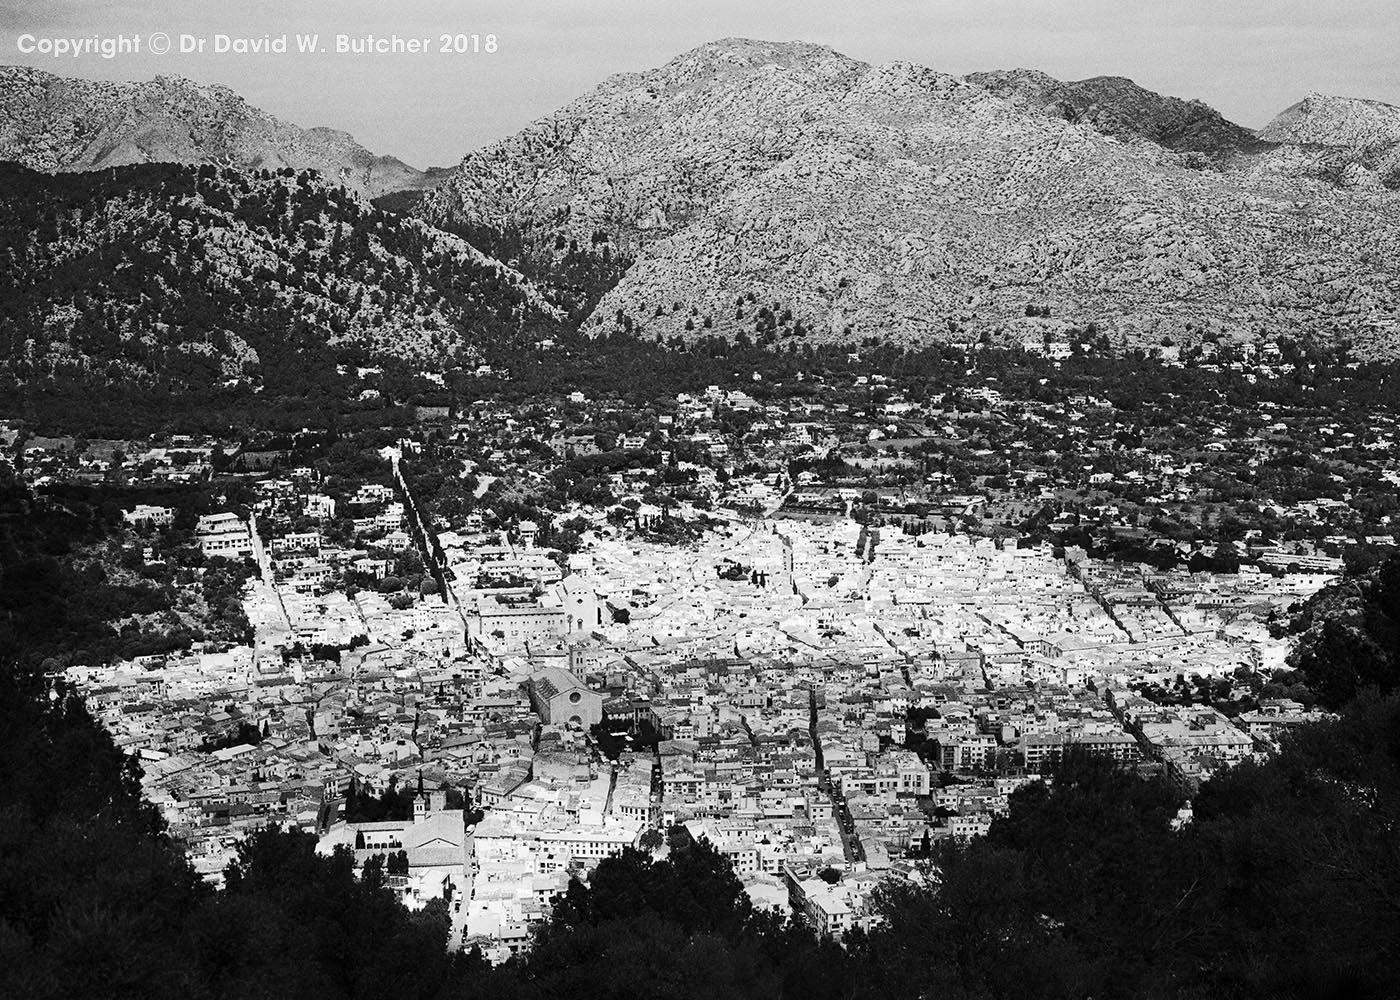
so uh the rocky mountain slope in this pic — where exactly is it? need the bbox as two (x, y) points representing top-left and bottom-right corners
(419, 39), (1400, 357)
(1262, 92), (1400, 148)
(0, 66), (439, 199)
(1260, 92), (1400, 183)
(0, 162), (560, 393)
(967, 69), (1268, 157)
(419, 41), (869, 259)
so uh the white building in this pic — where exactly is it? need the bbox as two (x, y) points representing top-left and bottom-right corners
(196, 512), (252, 559)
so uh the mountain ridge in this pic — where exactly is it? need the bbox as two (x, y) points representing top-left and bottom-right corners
(1261, 91), (1400, 146)
(417, 38), (1400, 357)
(0, 65), (444, 199)
(6, 44), (1400, 374)
(1259, 92), (1400, 183)
(967, 68), (1272, 157)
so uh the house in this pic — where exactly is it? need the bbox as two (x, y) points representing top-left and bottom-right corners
(196, 513), (252, 559)
(124, 504), (175, 528)
(303, 494), (337, 520)
(790, 875), (854, 940)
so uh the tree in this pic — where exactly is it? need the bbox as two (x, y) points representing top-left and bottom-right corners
(361, 851), (386, 890)
(1287, 553), (1400, 707)
(639, 827), (665, 852)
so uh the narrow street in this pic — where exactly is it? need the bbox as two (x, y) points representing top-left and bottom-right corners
(808, 682), (864, 864)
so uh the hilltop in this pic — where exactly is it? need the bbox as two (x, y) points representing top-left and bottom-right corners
(0, 65), (443, 199)
(1260, 91), (1400, 184)
(1262, 91), (1400, 148)
(418, 39), (1400, 357)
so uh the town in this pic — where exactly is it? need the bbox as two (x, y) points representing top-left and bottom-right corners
(9, 339), (1394, 959)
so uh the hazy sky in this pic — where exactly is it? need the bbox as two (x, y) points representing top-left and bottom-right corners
(4, 0), (1398, 167)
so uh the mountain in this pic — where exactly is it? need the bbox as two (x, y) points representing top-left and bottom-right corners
(1260, 92), (1400, 183)
(418, 39), (1400, 357)
(1262, 92), (1400, 148)
(0, 65), (441, 199)
(0, 162), (560, 397)
(418, 40), (868, 262)
(411, 39), (868, 321)
(966, 69), (1268, 157)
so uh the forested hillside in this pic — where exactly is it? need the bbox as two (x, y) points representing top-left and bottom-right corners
(377, 188), (634, 328)
(0, 162), (560, 399)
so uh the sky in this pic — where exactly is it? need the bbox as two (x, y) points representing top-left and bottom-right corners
(4, 0), (1398, 168)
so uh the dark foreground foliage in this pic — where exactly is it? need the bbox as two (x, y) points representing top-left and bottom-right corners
(3, 484), (1399, 999)
(859, 709), (1400, 1000)
(1288, 555), (1400, 708)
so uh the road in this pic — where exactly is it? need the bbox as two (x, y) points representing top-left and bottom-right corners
(808, 683), (866, 864)
(245, 511), (295, 663)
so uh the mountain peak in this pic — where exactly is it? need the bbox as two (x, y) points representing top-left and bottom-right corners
(678, 37), (854, 64)
(0, 65), (436, 198)
(1261, 91), (1400, 148)
(1075, 74), (1139, 88)
(639, 37), (868, 90)
(418, 38), (1400, 361)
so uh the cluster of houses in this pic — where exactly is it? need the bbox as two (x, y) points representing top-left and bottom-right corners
(25, 344), (1386, 961)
